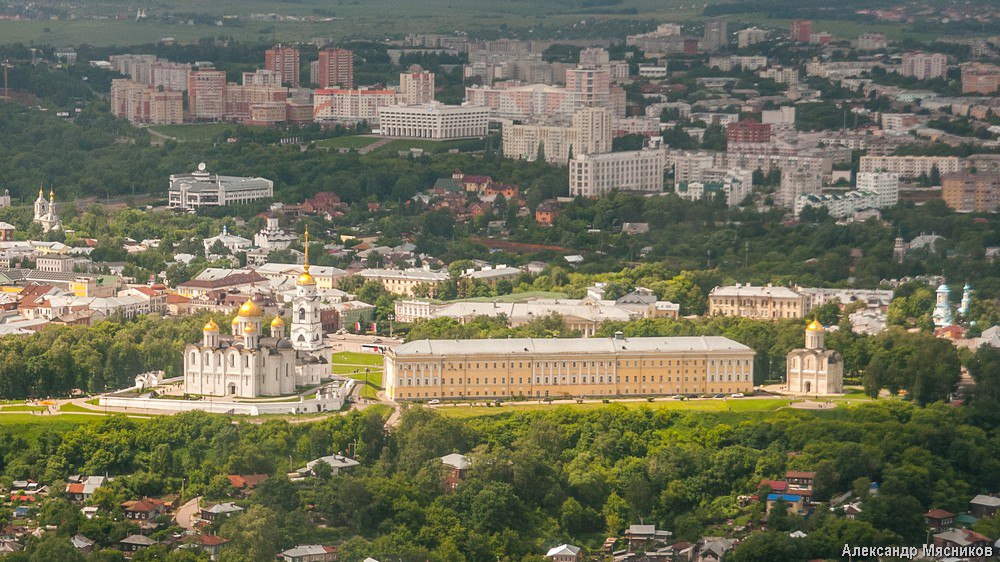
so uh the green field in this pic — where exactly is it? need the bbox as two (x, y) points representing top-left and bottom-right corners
(0, 0), (703, 47)
(331, 351), (384, 366)
(148, 123), (246, 142)
(315, 136), (381, 150)
(0, 414), (107, 441)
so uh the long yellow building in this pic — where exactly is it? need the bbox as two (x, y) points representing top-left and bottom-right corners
(383, 334), (754, 401)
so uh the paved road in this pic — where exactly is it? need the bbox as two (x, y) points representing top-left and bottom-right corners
(175, 496), (201, 530)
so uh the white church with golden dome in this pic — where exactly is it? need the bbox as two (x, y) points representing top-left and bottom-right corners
(183, 229), (333, 397)
(785, 320), (843, 395)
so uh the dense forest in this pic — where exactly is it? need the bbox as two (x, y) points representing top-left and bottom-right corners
(6, 384), (1000, 561)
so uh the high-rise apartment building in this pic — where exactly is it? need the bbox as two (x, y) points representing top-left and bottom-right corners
(565, 67), (611, 109)
(187, 69), (228, 121)
(398, 66), (435, 104)
(856, 172), (900, 208)
(703, 20), (729, 51)
(502, 106), (613, 163)
(790, 20), (812, 43)
(727, 118), (772, 144)
(312, 88), (398, 122)
(110, 79), (183, 124)
(314, 48), (353, 88)
(899, 52), (948, 81)
(265, 44), (301, 87)
(737, 27), (768, 48)
(942, 174), (1000, 212)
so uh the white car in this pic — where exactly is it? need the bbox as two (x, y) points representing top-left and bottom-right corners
(427, 399), (441, 405)
(730, 393), (745, 398)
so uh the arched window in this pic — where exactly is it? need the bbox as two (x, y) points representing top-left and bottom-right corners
(297, 334), (305, 342)
(298, 308), (306, 321)
(230, 354), (235, 367)
(190, 352), (196, 363)
(245, 355), (250, 368)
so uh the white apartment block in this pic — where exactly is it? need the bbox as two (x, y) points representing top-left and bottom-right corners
(795, 191), (880, 218)
(377, 103), (489, 139)
(737, 28), (769, 48)
(569, 145), (667, 197)
(759, 65), (799, 85)
(858, 155), (964, 178)
(674, 175), (751, 208)
(900, 52), (948, 81)
(502, 106), (612, 163)
(579, 48), (610, 67)
(313, 88), (397, 122)
(669, 150), (724, 183)
(398, 69), (436, 105)
(856, 172), (900, 208)
(777, 168), (823, 207)
(709, 55), (768, 72)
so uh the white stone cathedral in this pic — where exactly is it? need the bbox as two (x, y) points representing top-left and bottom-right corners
(183, 229), (333, 398)
(785, 320), (843, 395)
(33, 187), (62, 233)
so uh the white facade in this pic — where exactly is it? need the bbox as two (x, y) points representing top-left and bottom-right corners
(795, 191), (879, 218)
(777, 168), (823, 208)
(786, 322), (843, 395)
(569, 146), (667, 197)
(856, 172), (899, 208)
(737, 28), (769, 48)
(377, 103), (489, 139)
(183, 240), (333, 398)
(253, 217), (297, 252)
(168, 164), (274, 210)
(33, 189), (62, 233)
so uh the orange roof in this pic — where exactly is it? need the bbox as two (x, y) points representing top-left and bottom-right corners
(166, 294), (190, 304)
(196, 534), (230, 546)
(66, 483), (84, 494)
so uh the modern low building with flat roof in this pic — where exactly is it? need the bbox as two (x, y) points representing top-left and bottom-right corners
(168, 163), (274, 210)
(383, 334), (754, 400)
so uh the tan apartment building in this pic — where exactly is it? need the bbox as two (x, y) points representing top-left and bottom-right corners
(502, 106), (612, 163)
(384, 335), (755, 400)
(569, 144), (667, 197)
(358, 268), (450, 297)
(858, 155), (964, 178)
(708, 284), (809, 320)
(942, 174), (1000, 213)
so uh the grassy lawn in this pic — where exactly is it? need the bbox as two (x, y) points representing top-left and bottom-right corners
(148, 123), (245, 142)
(1, 405), (47, 412)
(314, 136), (380, 150)
(435, 398), (798, 419)
(349, 372), (382, 400)
(373, 138), (482, 154)
(58, 403), (100, 413)
(0, 414), (120, 441)
(457, 291), (569, 303)
(331, 351), (384, 367)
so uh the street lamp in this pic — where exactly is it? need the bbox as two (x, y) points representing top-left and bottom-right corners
(387, 314), (395, 338)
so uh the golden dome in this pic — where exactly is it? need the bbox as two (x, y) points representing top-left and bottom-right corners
(231, 317), (239, 325)
(807, 320), (824, 332)
(270, 316), (285, 327)
(203, 319), (219, 331)
(296, 271), (316, 286)
(243, 324), (256, 333)
(237, 299), (262, 317)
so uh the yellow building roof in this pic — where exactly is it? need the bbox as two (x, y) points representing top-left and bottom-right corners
(807, 320), (824, 332)
(203, 319), (219, 331)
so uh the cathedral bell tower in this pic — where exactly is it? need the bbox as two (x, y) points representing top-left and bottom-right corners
(805, 320), (824, 349)
(290, 227), (325, 352)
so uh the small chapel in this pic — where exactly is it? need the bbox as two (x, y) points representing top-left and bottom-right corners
(785, 320), (843, 395)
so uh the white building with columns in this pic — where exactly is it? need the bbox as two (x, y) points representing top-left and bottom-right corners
(377, 103), (489, 139)
(183, 231), (333, 397)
